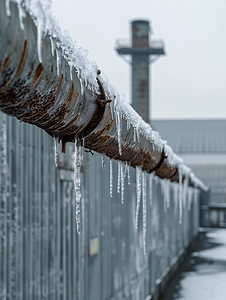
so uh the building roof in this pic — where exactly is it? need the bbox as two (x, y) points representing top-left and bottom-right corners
(152, 119), (226, 154)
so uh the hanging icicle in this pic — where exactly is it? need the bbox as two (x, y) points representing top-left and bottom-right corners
(110, 159), (113, 198)
(81, 138), (85, 162)
(142, 172), (147, 255)
(173, 183), (179, 215)
(166, 180), (170, 209)
(54, 135), (58, 167)
(127, 162), (131, 185)
(74, 139), (82, 234)
(161, 180), (167, 213)
(149, 173), (154, 207)
(188, 187), (193, 211)
(135, 166), (142, 229)
(101, 153), (105, 167)
(120, 161), (125, 204)
(56, 47), (60, 77)
(179, 166), (183, 224)
(116, 111), (122, 155)
(117, 160), (121, 194)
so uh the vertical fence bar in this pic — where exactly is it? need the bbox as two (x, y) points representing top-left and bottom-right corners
(48, 137), (56, 300)
(6, 115), (12, 299)
(56, 173), (61, 300)
(0, 112), (7, 300)
(15, 117), (20, 300)
(33, 126), (39, 300)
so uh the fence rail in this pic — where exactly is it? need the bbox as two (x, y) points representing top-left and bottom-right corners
(0, 112), (200, 300)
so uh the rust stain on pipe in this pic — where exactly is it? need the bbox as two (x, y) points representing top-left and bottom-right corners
(0, 55), (10, 73)
(30, 62), (44, 89)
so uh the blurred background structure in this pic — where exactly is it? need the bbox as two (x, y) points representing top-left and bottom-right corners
(115, 20), (165, 123)
(154, 119), (226, 227)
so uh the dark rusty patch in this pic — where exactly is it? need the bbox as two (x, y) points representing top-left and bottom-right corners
(15, 39), (28, 78)
(171, 169), (179, 183)
(30, 62), (44, 89)
(0, 55), (10, 72)
(55, 74), (64, 94)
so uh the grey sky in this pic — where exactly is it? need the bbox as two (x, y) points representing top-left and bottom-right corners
(52, 0), (226, 119)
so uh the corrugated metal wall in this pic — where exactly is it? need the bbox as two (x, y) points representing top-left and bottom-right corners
(0, 112), (200, 300)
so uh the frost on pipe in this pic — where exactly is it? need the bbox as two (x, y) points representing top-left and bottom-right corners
(0, 0), (102, 152)
(0, 0), (209, 190)
(0, 0), (163, 173)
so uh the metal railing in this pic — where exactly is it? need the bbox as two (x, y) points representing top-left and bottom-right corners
(0, 112), (200, 299)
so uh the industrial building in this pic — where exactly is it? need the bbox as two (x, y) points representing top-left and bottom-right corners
(154, 119), (226, 226)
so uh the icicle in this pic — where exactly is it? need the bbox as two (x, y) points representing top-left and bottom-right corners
(101, 153), (105, 167)
(49, 36), (55, 56)
(81, 138), (85, 162)
(142, 172), (147, 255)
(179, 167), (183, 224)
(56, 48), (60, 77)
(149, 173), (154, 207)
(110, 159), (113, 198)
(160, 180), (167, 212)
(134, 127), (136, 143)
(17, 3), (25, 30)
(126, 119), (131, 131)
(136, 125), (140, 143)
(135, 166), (142, 229)
(188, 188), (193, 211)
(117, 160), (121, 194)
(113, 95), (117, 114)
(183, 174), (189, 209)
(116, 111), (122, 155)
(54, 135), (58, 167)
(163, 180), (167, 213)
(124, 161), (128, 179)
(35, 0), (48, 63)
(173, 184), (178, 215)
(127, 162), (131, 185)
(120, 162), (124, 204)
(70, 64), (73, 80)
(74, 140), (82, 234)
(5, 0), (10, 17)
(166, 180), (170, 208)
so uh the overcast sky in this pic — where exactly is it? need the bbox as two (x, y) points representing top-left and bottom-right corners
(52, 0), (226, 119)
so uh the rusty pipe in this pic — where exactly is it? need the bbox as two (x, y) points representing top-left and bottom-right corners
(0, 1), (208, 190)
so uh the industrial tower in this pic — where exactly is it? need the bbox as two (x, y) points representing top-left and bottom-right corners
(115, 20), (165, 123)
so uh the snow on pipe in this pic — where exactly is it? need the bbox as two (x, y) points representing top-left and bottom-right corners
(0, 0), (208, 191)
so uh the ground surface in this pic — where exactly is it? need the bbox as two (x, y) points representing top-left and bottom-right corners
(162, 228), (226, 300)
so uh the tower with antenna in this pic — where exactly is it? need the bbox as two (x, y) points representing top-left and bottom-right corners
(115, 20), (165, 123)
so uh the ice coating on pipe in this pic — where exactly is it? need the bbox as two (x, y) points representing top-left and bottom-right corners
(8, 0), (209, 192)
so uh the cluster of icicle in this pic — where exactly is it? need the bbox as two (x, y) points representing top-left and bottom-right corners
(11, 0), (209, 247)
(107, 159), (200, 255)
(8, 0), (208, 191)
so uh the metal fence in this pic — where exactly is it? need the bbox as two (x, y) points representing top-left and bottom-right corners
(0, 112), (200, 300)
